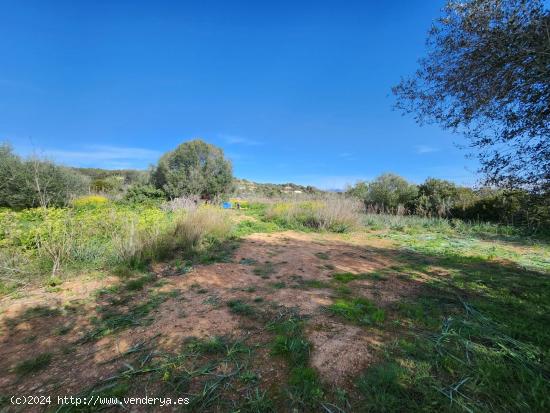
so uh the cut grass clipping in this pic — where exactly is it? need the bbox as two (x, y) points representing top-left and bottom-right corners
(327, 297), (385, 325)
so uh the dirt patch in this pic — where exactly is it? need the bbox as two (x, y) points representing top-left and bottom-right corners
(0, 230), (430, 405)
(307, 321), (384, 386)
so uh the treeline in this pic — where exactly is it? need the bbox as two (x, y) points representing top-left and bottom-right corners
(346, 174), (550, 233)
(0, 140), (234, 208)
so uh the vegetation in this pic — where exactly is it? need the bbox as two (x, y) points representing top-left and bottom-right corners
(0, 143), (90, 208)
(152, 139), (233, 199)
(347, 174), (550, 233)
(393, 0), (550, 193)
(0, 139), (549, 412)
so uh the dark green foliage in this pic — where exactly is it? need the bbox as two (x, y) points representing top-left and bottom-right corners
(152, 139), (233, 198)
(124, 184), (165, 203)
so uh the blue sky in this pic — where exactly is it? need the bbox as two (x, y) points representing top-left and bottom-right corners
(1, 0), (480, 189)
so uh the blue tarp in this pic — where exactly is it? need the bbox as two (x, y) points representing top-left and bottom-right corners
(222, 202), (232, 209)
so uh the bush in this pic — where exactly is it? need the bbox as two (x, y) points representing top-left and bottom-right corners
(0, 143), (90, 208)
(124, 184), (165, 204)
(347, 173), (418, 213)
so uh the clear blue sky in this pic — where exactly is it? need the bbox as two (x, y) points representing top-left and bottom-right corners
(1, 0), (480, 189)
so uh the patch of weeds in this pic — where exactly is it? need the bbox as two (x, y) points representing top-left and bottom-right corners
(396, 300), (442, 328)
(95, 285), (121, 297)
(124, 273), (155, 291)
(332, 272), (358, 283)
(55, 324), (73, 335)
(324, 263), (335, 270)
(302, 279), (331, 289)
(227, 299), (255, 316)
(196, 238), (239, 264)
(45, 275), (62, 287)
(197, 288), (208, 294)
(253, 262), (275, 278)
(355, 362), (409, 411)
(288, 367), (324, 409)
(268, 313), (310, 366)
(271, 335), (310, 366)
(240, 370), (259, 384)
(333, 285), (352, 295)
(363, 271), (388, 281)
(270, 281), (286, 289)
(203, 295), (221, 307)
(175, 260), (193, 274)
(22, 335), (37, 344)
(14, 353), (52, 376)
(244, 287), (256, 293)
(314, 252), (330, 260)
(83, 292), (169, 341)
(241, 388), (274, 412)
(45, 285), (62, 293)
(327, 297), (385, 325)
(190, 336), (227, 354)
(239, 257), (258, 265)
(253, 297), (264, 303)
(112, 265), (134, 278)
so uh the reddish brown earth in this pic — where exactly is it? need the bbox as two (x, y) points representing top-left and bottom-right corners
(0, 231), (429, 411)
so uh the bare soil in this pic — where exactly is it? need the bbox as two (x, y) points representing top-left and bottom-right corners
(0, 230), (429, 410)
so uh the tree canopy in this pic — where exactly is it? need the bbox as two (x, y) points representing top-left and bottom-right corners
(152, 139), (233, 198)
(393, 0), (550, 192)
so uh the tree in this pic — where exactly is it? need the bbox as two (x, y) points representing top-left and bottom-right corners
(0, 143), (89, 208)
(416, 178), (459, 217)
(393, 0), (550, 192)
(152, 139), (233, 198)
(347, 174), (418, 213)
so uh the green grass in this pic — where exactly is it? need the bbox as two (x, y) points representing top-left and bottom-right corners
(14, 353), (52, 376)
(227, 299), (255, 316)
(327, 297), (385, 325)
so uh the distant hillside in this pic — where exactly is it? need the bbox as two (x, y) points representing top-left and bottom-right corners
(233, 179), (322, 196)
(73, 167), (321, 197)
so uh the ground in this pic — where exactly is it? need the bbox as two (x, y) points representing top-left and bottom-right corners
(0, 226), (549, 412)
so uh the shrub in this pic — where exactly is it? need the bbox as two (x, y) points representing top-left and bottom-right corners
(0, 144), (90, 208)
(124, 184), (165, 204)
(363, 173), (418, 213)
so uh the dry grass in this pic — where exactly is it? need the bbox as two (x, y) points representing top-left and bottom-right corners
(265, 196), (363, 232)
(174, 206), (234, 252)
